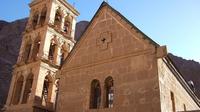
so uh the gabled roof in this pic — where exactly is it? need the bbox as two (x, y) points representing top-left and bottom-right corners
(76, 2), (159, 46)
(62, 1), (160, 67)
(60, 1), (200, 107)
(164, 55), (200, 107)
(101, 2), (159, 47)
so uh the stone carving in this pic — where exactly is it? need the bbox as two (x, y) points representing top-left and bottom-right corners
(96, 31), (112, 50)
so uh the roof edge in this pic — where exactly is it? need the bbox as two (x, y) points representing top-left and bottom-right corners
(61, 1), (160, 67)
(163, 55), (200, 107)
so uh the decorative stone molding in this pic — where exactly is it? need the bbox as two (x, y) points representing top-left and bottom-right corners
(96, 31), (112, 50)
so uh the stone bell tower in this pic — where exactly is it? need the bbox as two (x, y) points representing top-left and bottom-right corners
(4, 0), (79, 112)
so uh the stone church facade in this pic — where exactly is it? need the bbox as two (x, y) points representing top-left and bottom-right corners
(2, 0), (200, 112)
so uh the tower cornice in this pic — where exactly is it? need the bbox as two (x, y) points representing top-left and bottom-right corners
(29, 0), (80, 16)
(57, 0), (80, 16)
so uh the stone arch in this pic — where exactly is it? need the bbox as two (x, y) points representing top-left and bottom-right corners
(60, 42), (70, 65)
(23, 37), (32, 63)
(32, 11), (39, 29)
(32, 35), (41, 60)
(11, 75), (24, 105)
(90, 79), (101, 109)
(39, 6), (47, 26)
(63, 15), (73, 34)
(104, 76), (114, 108)
(22, 73), (34, 104)
(54, 8), (63, 29)
(48, 36), (59, 63)
(42, 74), (53, 103)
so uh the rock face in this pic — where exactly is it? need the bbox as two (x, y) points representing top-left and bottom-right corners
(169, 53), (200, 98)
(0, 21), (9, 31)
(74, 21), (89, 41)
(0, 18), (200, 109)
(0, 18), (27, 109)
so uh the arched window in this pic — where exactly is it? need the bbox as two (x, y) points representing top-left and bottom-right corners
(104, 76), (114, 108)
(60, 51), (65, 65)
(90, 79), (101, 109)
(32, 36), (41, 60)
(22, 73), (33, 104)
(42, 75), (53, 103)
(32, 12), (39, 29)
(48, 38), (58, 62)
(183, 104), (186, 111)
(60, 42), (69, 65)
(54, 9), (62, 29)
(39, 7), (47, 26)
(23, 40), (32, 63)
(63, 21), (70, 34)
(171, 91), (176, 112)
(12, 75), (24, 105)
(63, 16), (72, 34)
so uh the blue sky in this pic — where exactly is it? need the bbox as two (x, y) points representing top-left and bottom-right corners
(0, 0), (200, 62)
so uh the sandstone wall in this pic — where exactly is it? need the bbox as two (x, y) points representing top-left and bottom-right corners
(158, 59), (200, 112)
(57, 4), (161, 112)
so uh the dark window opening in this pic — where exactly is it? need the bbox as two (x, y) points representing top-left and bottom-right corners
(22, 74), (33, 104)
(32, 14), (39, 29)
(104, 76), (114, 108)
(60, 43), (69, 65)
(48, 42), (56, 61)
(11, 76), (24, 105)
(63, 21), (71, 34)
(54, 10), (62, 29)
(24, 43), (32, 63)
(40, 7), (47, 26)
(60, 52), (65, 65)
(42, 75), (53, 103)
(32, 38), (40, 60)
(64, 15), (73, 35)
(183, 104), (186, 111)
(171, 91), (176, 112)
(90, 80), (101, 109)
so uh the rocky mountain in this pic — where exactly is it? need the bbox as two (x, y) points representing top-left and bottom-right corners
(169, 53), (200, 98)
(0, 18), (199, 109)
(0, 21), (9, 31)
(75, 21), (89, 41)
(0, 18), (27, 109)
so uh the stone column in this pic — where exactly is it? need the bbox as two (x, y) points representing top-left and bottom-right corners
(19, 78), (27, 104)
(5, 72), (18, 105)
(60, 16), (65, 32)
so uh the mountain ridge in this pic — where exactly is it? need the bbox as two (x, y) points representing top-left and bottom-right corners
(0, 18), (199, 109)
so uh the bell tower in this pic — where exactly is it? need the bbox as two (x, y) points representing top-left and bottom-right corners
(4, 0), (79, 112)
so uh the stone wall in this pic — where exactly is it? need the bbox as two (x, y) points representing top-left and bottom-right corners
(57, 4), (161, 112)
(158, 59), (200, 112)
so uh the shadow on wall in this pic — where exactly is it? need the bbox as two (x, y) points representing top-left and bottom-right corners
(0, 95), (54, 112)
(33, 95), (55, 112)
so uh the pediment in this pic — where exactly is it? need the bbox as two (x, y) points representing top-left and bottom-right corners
(61, 2), (159, 70)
